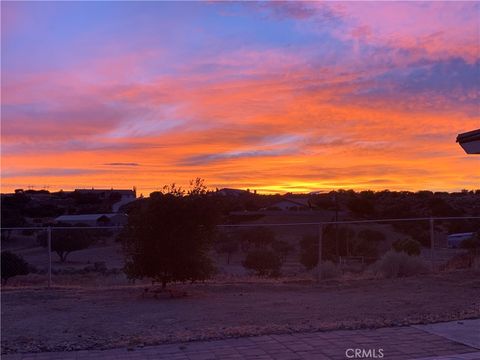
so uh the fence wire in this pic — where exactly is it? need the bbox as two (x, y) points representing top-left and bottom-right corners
(1, 216), (479, 288)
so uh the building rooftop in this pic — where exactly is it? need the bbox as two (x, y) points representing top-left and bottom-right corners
(457, 129), (480, 154)
(457, 129), (480, 144)
(56, 213), (123, 222)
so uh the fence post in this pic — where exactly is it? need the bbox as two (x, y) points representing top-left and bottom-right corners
(47, 226), (52, 288)
(429, 218), (435, 271)
(317, 224), (323, 282)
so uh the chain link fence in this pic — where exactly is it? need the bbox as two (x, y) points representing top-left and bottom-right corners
(1, 216), (479, 288)
(1, 226), (125, 287)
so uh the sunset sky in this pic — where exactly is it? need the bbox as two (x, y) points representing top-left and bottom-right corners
(1, 1), (479, 195)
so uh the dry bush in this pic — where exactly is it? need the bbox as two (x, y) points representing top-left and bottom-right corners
(372, 250), (429, 278)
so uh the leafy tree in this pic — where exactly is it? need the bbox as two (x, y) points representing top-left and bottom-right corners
(0, 211), (25, 242)
(23, 204), (63, 218)
(299, 226), (353, 269)
(38, 224), (92, 262)
(242, 249), (281, 277)
(392, 238), (421, 256)
(1, 193), (28, 241)
(353, 229), (386, 258)
(392, 222), (430, 247)
(1, 251), (30, 285)
(121, 179), (219, 288)
(347, 197), (375, 217)
(239, 227), (275, 252)
(271, 239), (294, 263)
(314, 224), (347, 261)
(299, 234), (319, 270)
(429, 198), (460, 217)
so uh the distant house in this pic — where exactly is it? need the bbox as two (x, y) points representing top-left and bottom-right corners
(457, 129), (480, 154)
(55, 213), (128, 227)
(74, 188), (137, 212)
(216, 188), (249, 197)
(447, 232), (474, 249)
(268, 198), (311, 211)
(74, 188), (136, 200)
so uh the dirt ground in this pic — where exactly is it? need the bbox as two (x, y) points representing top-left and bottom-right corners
(2, 270), (480, 354)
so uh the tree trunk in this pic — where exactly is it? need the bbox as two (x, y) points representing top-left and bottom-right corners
(58, 251), (68, 262)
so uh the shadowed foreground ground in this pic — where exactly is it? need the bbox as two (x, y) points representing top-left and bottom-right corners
(2, 270), (480, 354)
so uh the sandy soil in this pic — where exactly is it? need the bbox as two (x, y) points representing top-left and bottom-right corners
(2, 270), (480, 354)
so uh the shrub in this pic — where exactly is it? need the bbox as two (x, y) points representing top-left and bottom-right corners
(392, 239), (421, 256)
(271, 240), (294, 263)
(242, 249), (281, 277)
(373, 250), (428, 278)
(1, 251), (30, 285)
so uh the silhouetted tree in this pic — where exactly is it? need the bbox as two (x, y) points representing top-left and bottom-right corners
(1, 193), (29, 241)
(242, 249), (281, 277)
(239, 227), (275, 252)
(1, 251), (30, 285)
(121, 179), (219, 288)
(392, 239), (421, 256)
(38, 224), (92, 262)
(347, 196), (375, 217)
(353, 229), (386, 258)
(271, 239), (294, 263)
(429, 198), (460, 217)
(23, 204), (63, 218)
(299, 234), (319, 270)
(215, 233), (239, 264)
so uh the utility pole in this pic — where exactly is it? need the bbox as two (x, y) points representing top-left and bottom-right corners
(430, 218), (435, 271)
(47, 227), (52, 288)
(334, 192), (339, 260)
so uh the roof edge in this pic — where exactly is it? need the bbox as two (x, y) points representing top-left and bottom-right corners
(456, 129), (480, 144)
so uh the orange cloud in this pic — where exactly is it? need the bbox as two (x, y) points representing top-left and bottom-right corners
(1, 2), (479, 194)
